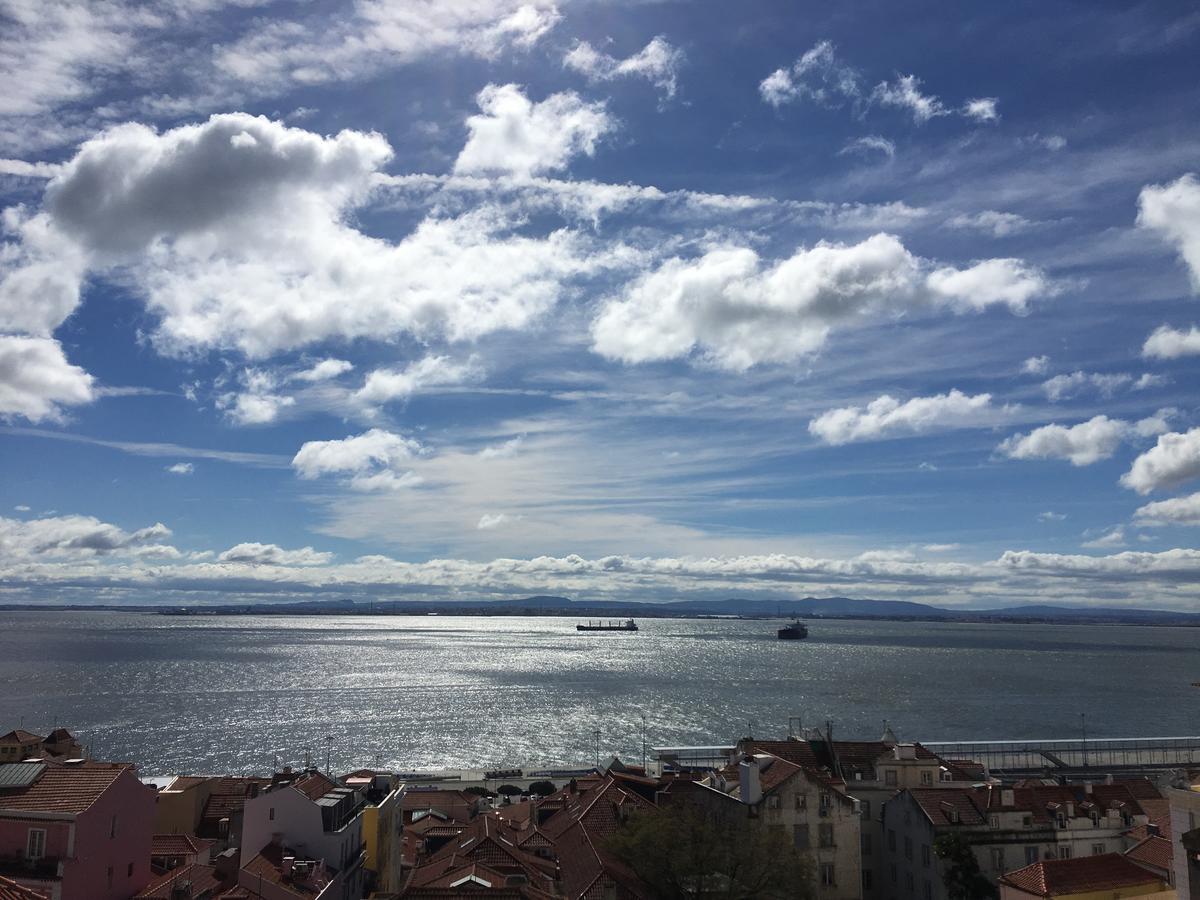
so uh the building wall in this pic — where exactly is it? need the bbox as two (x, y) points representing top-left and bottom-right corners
(362, 787), (401, 893)
(153, 780), (213, 836)
(242, 787), (365, 900)
(1169, 787), (1200, 900)
(881, 792), (945, 900)
(754, 770), (862, 900)
(62, 769), (155, 900)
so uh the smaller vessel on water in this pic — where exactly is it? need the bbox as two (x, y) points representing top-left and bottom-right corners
(577, 618), (639, 632)
(777, 620), (808, 640)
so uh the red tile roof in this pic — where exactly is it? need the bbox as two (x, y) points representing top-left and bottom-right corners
(0, 875), (49, 900)
(135, 863), (224, 899)
(151, 834), (213, 858)
(1000, 853), (1165, 897)
(0, 761), (135, 815)
(910, 787), (989, 826)
(1124, 835), (1172, 873)
(241, 843), (329, 898)
(0, 732), (42, 744)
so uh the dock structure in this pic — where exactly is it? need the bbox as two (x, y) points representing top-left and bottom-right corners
(924, 735), (1200, 777)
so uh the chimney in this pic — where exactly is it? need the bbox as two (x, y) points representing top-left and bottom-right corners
(281, 856), (295, 878)
(739, 757), (762, 806)
(1105, 774), (1114, 785)
(1147, 823), (1160, 837)
(1084, 782), (1093, 795)
(214, 848), (239, 881)
(1001, 789), (1015, 807)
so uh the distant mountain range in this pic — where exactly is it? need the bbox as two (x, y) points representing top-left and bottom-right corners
(5, 594), (1199, 625)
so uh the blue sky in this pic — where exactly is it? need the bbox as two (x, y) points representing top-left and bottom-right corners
(1, 0), (1199, 608)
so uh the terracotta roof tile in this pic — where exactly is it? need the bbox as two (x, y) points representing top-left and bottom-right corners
(0, 761), (135, 815)
(1124, 835), (1172, 872)
(151, 834), (213, 858)
(0, 875), (49, 900)
(135, 863), (224, 899)
(0, 732), (42, 744)
(1000, 853), (1165, 897)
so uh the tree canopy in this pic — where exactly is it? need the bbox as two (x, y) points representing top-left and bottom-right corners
(605, 801), (814, 900)
(934, 833), (998, 900)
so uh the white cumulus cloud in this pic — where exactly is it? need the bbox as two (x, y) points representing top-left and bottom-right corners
(759, 41), (862, 108)
(809, 390), (1002, 445)
(1138, 173), (1200, 289)
(166, 462), (194, 475)
(998, 414), (1170, 467)
(294, 359), (354, 383)
(962, 98), (1000, 122)
(2, 113), (616, 359)
(563, 36), (684, 98)
(454, 84), (613, 177)
(1121, 427), (1200, 494)
(1143, 325), (1200, 359)
(217, 542), (332, 566)
(1041, 370), (1166, 401)
(1022, 355), (1050, 375)
(355, 355), (481, 407)
(1133, 491), (1200, 526)
(591, 233), (1049, 370)
(292, 428), (425, 492)
(0, 335), (94, 422)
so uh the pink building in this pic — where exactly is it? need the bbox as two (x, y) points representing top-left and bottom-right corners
(0, 760), (155, 900)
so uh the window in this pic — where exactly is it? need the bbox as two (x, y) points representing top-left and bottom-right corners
(924, 880), (933, 900)
(906, 872), (915, 891)
(989, 815), (999, 829)
(269, 807), (275, 821)
(863, 869), (873, 890)
(26, 829), (46, 860)
(1022, 816), (1032, 828)
(794, 825), (810, 849)
(921, 844), (931, 867)
(904, 836), (912, 860)
(819, 792), (832, 816)
(990, 848), (1005, 871)
(862, 833), (873, 855)
(1059, 845), (1072, 860)
(920, 771), (933, 786)
(796, 793), (807, 810)
(127, 862), (134, 878)
(107, 867), (114, 890)
(888, 830), (897, 851)
(821, 863), (836, 887)
(768, 794), (781, 810)
(885, 770), (898, 787)
(890, 864), (898, 884)
(860, 799), (871, 819)
(110, 814), (118, 838)
(1025, 846), (1038, 865)
(1091, 843), (1105, 856)
(819, 823), (835, 848)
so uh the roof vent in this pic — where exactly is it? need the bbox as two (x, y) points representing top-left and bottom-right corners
(64, 758), (86, 766)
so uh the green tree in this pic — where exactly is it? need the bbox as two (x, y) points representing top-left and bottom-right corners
(463, 786), (495, 797)
(496, 783), (524, 796)
(528, 780), (556, 796)
(934, 833), (998, 900)
(605, 801), (814, 900)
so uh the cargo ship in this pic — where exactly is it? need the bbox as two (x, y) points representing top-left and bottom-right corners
(777, 620), (808, 640)
(577, 619), (639, 632)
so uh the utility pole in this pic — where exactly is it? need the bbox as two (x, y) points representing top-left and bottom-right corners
(1081, 713), (1088, 768)
(641, 713), (647, 770)
(593, 729), (601, 768)
(325, 735), (334, 774)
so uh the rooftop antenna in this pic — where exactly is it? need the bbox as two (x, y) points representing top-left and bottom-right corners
(788, 716), (803, 739)
(325, 735), (333, 774)
(304, 747), (312, 769)
(592, 729), (601, 768)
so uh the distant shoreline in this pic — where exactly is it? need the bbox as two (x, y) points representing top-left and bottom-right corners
(2, 604), (1198, 628)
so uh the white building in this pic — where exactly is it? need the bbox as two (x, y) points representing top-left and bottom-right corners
(241, 769), (367, 900)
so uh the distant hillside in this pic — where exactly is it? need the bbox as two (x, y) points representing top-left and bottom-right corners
(5, 594), (1198, 625)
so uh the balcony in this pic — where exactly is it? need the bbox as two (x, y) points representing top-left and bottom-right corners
(0, 854), (64, 882)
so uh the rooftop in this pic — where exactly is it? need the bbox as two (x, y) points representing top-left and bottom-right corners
(0, 760), (134, 815)
(1000, 853), (1165, 897)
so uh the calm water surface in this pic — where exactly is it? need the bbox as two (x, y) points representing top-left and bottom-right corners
(1, 612), (1197, 775)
